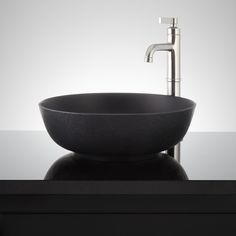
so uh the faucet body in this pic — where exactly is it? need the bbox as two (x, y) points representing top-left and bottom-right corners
(145, 18), (181, 163)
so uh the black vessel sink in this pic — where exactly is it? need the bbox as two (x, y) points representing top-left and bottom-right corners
(39, 93), (195, 160)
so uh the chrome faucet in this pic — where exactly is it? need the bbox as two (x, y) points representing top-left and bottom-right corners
(145, 17), (181, 163)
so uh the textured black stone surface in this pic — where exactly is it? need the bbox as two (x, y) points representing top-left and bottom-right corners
(40, 93), (195, 160)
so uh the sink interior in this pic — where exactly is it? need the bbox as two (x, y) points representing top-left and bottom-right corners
(40, 93), (194, 114)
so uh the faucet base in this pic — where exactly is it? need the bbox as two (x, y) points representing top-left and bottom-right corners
(167, 143), (181, 163)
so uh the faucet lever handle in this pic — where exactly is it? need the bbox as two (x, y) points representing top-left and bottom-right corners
(159, 17), (178, 27)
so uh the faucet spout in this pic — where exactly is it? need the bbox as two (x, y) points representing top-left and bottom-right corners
(144, 43), (173, 63)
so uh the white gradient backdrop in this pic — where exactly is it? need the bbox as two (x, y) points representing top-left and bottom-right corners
(0, 0), (235, 131)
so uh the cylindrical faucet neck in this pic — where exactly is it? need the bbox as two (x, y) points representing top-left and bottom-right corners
(167, 27), (181, 82)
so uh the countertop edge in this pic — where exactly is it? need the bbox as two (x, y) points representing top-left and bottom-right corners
(1, 180), (236, 195)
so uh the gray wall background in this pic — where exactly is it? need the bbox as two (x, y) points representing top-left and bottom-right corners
(0, 0), (235, 131)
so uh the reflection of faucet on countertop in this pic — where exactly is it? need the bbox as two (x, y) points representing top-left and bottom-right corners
(144, 17), (181, 162)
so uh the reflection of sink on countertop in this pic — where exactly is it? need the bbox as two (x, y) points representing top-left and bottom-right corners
(39, 93), (195, 161)
(45, 152), (188, 180)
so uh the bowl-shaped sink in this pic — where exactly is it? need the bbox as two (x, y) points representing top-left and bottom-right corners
(39, 93), (195, 159)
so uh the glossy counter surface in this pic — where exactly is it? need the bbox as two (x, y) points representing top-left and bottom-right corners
(0, 131), (235, 180)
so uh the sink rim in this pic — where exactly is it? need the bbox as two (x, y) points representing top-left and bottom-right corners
(39, 92), (196, 116)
